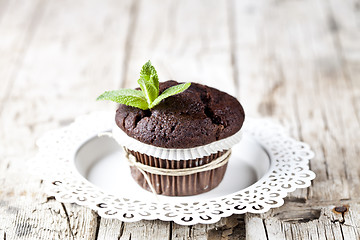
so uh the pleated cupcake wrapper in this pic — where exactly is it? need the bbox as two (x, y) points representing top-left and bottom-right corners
(127, 149), (229, 196)
(112, 126), (242, 161)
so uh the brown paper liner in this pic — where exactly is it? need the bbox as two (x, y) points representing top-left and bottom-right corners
(127, 149), (229, 196)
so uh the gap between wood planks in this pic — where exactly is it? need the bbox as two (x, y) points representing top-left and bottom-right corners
(119, 0), (140, 90)
(61, 203), (75, 239)
(227, 0), (240, 97)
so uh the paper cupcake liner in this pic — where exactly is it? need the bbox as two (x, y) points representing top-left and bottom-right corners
(112, 126), (242, 160)
(127, 149), (229, 196)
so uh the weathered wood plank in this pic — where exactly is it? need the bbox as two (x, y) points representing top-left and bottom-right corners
(231, 0), (360, 238)
(172, 215), (245, 240)
(98, 218), (245, 240)
(326, 0), (360, 200)
(232, 0), (359, 200)
(0, 197), (98, 240)
(120, 220), (171, 240)
(0, 0), (135, 154)
(0, 0), (134, 239)
(246, 202), (360, 240)
(0, 0), (43, 111)
(246, 215), (274, 240)
(0, 0), (10, 24)
(96, 219), (123, 239)
(123, 0), (236, 95)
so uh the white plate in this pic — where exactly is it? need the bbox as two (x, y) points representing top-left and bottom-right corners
(76, 133), (269, 203)
(34, 112), (315, 225)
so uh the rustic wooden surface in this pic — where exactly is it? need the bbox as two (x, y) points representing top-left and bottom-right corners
(0, 0), (359, 239)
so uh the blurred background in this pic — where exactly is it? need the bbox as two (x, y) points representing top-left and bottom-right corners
(0, 0), (359, 238)
(1, 0), (359, 156)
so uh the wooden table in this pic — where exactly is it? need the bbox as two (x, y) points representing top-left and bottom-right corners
(0, 0), (359, 239)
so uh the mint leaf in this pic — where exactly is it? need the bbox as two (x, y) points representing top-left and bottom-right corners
(138, 78), (158, 104)
(97, 61), (191, 110)
(140, 60), (159, 93)
(96, 89), (149, 110)
(150, 82), (191, 108)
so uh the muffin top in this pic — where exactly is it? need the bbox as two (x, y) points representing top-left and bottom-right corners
(115, 80), (245, 148)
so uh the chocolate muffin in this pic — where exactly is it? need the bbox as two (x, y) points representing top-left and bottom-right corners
(116, 80), (244, 149)
(113, 80), (245, 196)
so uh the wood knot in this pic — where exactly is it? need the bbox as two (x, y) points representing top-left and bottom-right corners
(333, 205), (348, 214)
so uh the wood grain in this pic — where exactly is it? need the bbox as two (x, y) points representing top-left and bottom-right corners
(0, 0), (44, 113)
(0, 0), (132, 239)
(0, 0), (359, 239)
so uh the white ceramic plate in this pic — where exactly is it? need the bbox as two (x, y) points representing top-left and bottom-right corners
(76, 133), (269, 203)
(34, 112), (315, 225)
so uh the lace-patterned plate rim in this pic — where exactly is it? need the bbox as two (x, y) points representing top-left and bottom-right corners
(33, 111), (316, 225)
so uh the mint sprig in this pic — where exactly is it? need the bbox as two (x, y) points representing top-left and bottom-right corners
(96, 89), (148, 110)
(97, 61), (191, 110)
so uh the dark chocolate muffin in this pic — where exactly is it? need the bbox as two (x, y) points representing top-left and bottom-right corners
(115, 80), (245, 148)
(113, 81), (245, 196)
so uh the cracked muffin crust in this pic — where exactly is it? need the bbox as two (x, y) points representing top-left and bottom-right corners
(115, 80), (245, 149)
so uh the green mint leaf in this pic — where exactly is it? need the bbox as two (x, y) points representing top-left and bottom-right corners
(137, 78), (158, 104)
(140, 60), (159, 93)
(150, 82), (191, 108)
(96, 89), (149, 110)
(97, 61), (191, 110)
